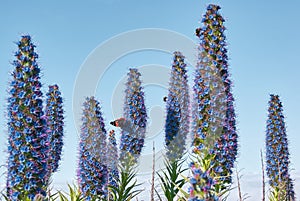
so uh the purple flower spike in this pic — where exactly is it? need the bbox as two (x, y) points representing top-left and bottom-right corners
(266, 94), (295, 200)
(107, 130), (119, 197)
(6, 35), (48, 200)
(77, 97), (108, 199)
(120, 68), (147, 165)
(45, 84), (64, 182)
(189, 4), (238, 200)
(165, 51), (190, 162)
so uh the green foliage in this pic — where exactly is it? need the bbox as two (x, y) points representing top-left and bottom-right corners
(58, 184), (84, 201)
(268, 181), (294, 201)
(157, 159), (187, 201)
(109, 161), (143, 201)
(269, 186), (283, 201)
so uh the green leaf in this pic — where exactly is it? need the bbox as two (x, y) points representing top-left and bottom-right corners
(157, 158), (188, 201)
(111, 162), (144, 201)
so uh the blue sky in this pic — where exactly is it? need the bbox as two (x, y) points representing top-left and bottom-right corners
(0, 0), (300, 200)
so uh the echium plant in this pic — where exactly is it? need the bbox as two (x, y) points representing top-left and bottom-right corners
(266, 94), (295, 201)
(189, 4), (237, 200)
(119, 68), (147, 165)
(207, 7), (238, 186)
(165, 51), (190, 161)
(45, 84), (64, 182)
(111, 68), (146, 201)
(158, 52), (189, 201)
(77, 97), (108, 200)
(107, 130), (119, 196)
(6, 35), (49, 200)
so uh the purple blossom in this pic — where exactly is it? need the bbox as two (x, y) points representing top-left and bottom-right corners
(165, 51), (190, 162)
(107, 130), (119, 194)
(190, 4), (237, 199)
(266, 94), (295, 200)
(77, 97), (108, 199)
(120, 68), (147, 165)
(45, 84), (64, 182)
(6, 35), (48, 200)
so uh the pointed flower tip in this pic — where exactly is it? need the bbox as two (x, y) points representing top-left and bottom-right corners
(270, 94), (279, 99)
(49, 84), (59, 90)
(129, 67), (137, 72)
(20, 35), (32, 42)
(269, 95), (282, 107)
(21, 34), (31, 39)
(174, 51), (184, 57)
(128, 68), (141, 76)
(86, 96), (95, 102)
(207, 4), (221, 11)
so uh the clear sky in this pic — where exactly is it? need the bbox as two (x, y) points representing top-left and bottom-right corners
(0, 1), (300, 200)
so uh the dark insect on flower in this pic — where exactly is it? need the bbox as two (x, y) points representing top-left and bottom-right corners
(163, 96), (167, 102)
(195, 28), (202, 37)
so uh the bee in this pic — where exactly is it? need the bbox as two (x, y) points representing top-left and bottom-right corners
(163, 96), (167, 102)
(195, 28), (201, 37)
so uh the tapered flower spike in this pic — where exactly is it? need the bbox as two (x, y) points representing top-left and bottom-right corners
(165, 51), (190, 162)
(107, 130), (119, 190)
(119, 68), (147, 165)
(158, 52), (190, 201)
(189, 4), (238, 200)
(77, 97), (108, 200)
(109, 69), (146, 200)
(6, 35), (49, 200)
(45, 84), (64, 181)
(266, 94), (295, 200)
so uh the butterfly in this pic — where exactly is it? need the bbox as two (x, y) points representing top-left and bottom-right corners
(110, 117), (126, 127)
(110, 118), (133, 133)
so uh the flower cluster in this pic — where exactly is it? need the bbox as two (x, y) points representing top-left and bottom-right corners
(45, 84), (64, 180)
(208, 4), (238, 181)
(192, 4), (227, 154)
(213, 93), (237, 184)
(188, 161), (219, 201)
(120, 68), (147, 164)
(165, 51), (190, 162)
(266, 94), (294, 200)
(6, 35), (48, 200)
(78, 97), (108, 200)
(107, 130), (119, 189)
(190, 4), (237, 199)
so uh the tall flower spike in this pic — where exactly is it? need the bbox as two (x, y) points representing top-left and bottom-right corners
(266, 94), (295, 200)
(6, 35), (48, 200)
(158, 52), (189, 201)
(45, 84), (64, 181)
(165, 51), (190, 162)
(189, 4), (238, 200)
(107, 130), (119, 195)
(119, 68), (147, 165)
(77, 97), (108, 200)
